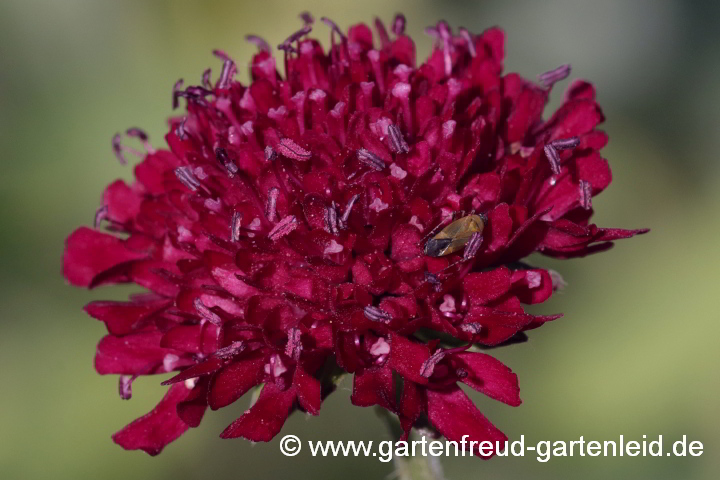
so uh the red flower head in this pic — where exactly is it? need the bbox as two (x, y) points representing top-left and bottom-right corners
(63, 13), (646, 457)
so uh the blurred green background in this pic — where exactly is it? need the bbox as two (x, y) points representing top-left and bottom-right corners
(1, 0), (718, 478)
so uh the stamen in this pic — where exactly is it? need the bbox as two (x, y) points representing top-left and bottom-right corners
(125, 127), (147, 141)
(538, 64), (571, 88)
(279, 25), (312, 50)
(172, 79), (184, 109)
(463, 232), (484, 260)
(265, 187), (280, 222)
(299, 11), (314, 25)
(276, 138), (312, 161)
(245, 34), (270, 52)
(175, 118), (188, 140)
(551, 136), (580, 150)
(339, 194), (359, 229)
(459, 322), (483, 334)
(366, 50), (385, 94)
(392, 14), (406, 35)
(285, 327), (302, 360)
(230, 212), (243, 242)
(543, 144), (563, 175)
(424, 26), (439, 40)
(217, 59), (236, 90)
(215, 147), (238, 176)
(363, 306), (392, 323)
(204, 197), (222, 212)
(458, 27), (476, 57)
(112, 133), (145, 164)
(202, 68), (212, 89)
(388, 124), (410, 153)
(325, 203), (339, 234)
(580, 180), (592, 210)
(194, 297), (223, 326)
(265, 146), (277, 161)
(212, 49), (232, 62)
(425, 271), (441, 285)
(320, 17), (345, 39)
(374, 17), (390, 47)
(420, 350), (447, 378)
(174, 166), (201, 191)
(357, 148), (386, 171)
(548, 268), (567, 292)
(94, 205), (108, 229)
(213, 341), (246, 359)
(436, 21), (453, 76)
(268, 215), (298, 241)
(112, 133), (127, 165)
(118, 375), (134, 400)
(455, 368), (468, 379)
(126, 127), (155, 153)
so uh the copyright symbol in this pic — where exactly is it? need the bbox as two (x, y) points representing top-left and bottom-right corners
(280, 435), (301, 456)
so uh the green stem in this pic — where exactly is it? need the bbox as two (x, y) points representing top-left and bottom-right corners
(375, 407), (446, 480)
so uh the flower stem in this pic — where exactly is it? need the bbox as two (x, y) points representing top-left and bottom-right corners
(375, 407), (446, 480)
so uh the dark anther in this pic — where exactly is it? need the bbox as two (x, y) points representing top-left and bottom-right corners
(245, 35), (270, 52)
(230, 211), (243, 242)
(299, 11), (314, 25)
(388, 124), (410, 153)
(538, 64), (571, 88)
(580, 180), (592, 210)
(268, 215), (298, 241)
(420, 350), (447, 378)
(202, 68), (212, 89)
(213, 341), (246, 359)
(551, 137), (580, 150)
(194, 297), (223, 326)
(265, 187), (280, 222)
(174, 166), (201, 192)
(325, 203), (339, 235)
(215, 147), (238, 176)
(392, 14), (406, 35)
(357, 148), (386, 171)
(285, 327), (303, 360)
(363, 306), (392, 323)
(94, 205), (108, 229)
(339, 194), (359, 229)
(543, 144), (562, 175)
(172, 79), (184, 109)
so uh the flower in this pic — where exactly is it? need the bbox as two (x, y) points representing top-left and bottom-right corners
(63, 13), (647, 457)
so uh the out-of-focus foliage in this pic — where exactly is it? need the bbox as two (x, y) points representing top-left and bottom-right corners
(0, 1), (717, 479)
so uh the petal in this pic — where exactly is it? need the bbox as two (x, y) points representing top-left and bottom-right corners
(294, 365), (322, 415)
(426, 386), (507, 458)
(176, 377), (209, 428)
(463, 267), (512, 306)
(103, 179), (142, 225)
(350, 365), (395, 411)
(161, 356), (226, 386)
(219, 382), (296, 442)
(398, 381), (425, 440)
(510, 269), (553, 304)
(208, 354), (266, 410)
(454, 352), (521, 406)
(388, 333), (431, 385)
(84, 299), (170, 336)
(112, 383), (192, 456)
(95, 331), (178, 375)
(63, 227), (146, 287)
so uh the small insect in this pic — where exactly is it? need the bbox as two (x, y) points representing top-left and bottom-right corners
(413, 212), (488, 291)
(423, 212), (487, 258)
